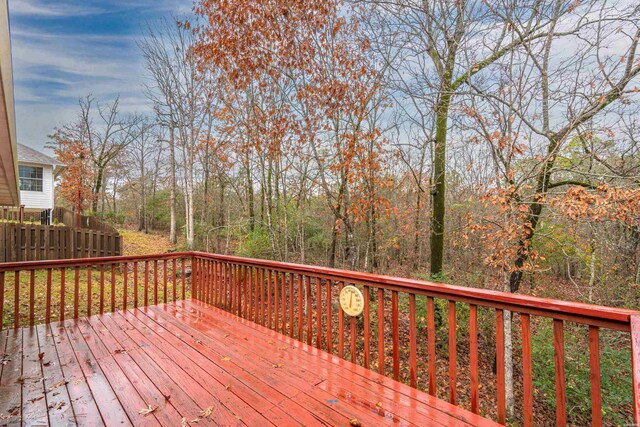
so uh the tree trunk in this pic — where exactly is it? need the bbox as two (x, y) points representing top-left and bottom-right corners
(169, 127), (177, 245)
(430, 92), (452, 276)
(92, 166), (105, 213)
(246, 152), (255, 232)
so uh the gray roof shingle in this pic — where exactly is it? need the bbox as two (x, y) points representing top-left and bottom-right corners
(17, 143), (64, 166)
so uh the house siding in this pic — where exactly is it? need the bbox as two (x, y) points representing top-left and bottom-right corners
(19, 162), (54, 210)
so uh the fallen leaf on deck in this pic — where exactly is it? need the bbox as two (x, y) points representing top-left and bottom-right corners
(47, 380), (68, 392)
(221, 357), (231, 361)
(181, 417), (188, 426)
(350, 419), (363, 427)
(38, 352), (45, 360)
(224, 334), (230, 338)
(43, 361), (51, 366)
(194, 339), (203, 345)
(199, 406), (213, 418)
(272, 363), (284, 368)
(114, 349), (127, 354)
(139, 404), (157, 415)
(225, 384), (232, 390)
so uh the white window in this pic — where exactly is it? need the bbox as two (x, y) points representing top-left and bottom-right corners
(19, 165), (43, 192)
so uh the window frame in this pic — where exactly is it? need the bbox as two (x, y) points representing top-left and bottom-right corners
(19, 165), (44, 192)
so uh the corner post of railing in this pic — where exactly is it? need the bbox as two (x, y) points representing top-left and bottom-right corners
(630, 314), (640, 424)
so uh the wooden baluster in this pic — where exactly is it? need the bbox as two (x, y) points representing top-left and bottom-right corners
(244, 266), (249, 318)
(144, 261), (149, 307)
(409, 293), (417, 388)
(306, 276), (312, 346)
(133, 262), (139, 308)
(203, 260), (208, 304)
(267, 270), (273, 329)
(363, 286), (370, 369)
(257, 268), (263, 325)
(0, 271), (4, 331)
(281, 272), (287, 333)
(326, 280), (332, 352)
(153, 260), (158, 305)
(218, 261), (222, 307)
(60, 268), (66, 321)
(470, 304), (479, 414)
(74, 267), (79, 319)
(350, 315), (357, 363)
(377, 288), (385, 375)
(496, 309), (506, 424)
(521, 313), (532, 426)
(241, 265), (246, 316)
(29, 270), (35, 326)
(123, 263), (128, 310)
(172, 258), (177, 302)
(274, 271), (280, 331)
(247, 266), (252, 319)
(234, 263), (238, 312)
(316, 277), (322, 348)
(181, 259), (186, 300)
(163, 259), (167, 303)
(289, 273), (294, 337)
(297, 275), (303, 340)
(225, 263), (230, 309)
(554, 319), (567, 427)
(338, 282), (345, 358)
(111, 264), (116, 312)
(191, 259), (197, 301)
(427, 296), (436, 395)
(629, 315), (640, 425)
(588, 326), (602, 427)
(448, 301), (457, 404)
(392, 290), (400, 380)
(204, 260), (209, 305)
(281, 272), (286, 333)
(45, 269), (52, 324)
(87, 267), (92, 317)
(99, 264), (105, 314)
(14, 271), (19, 328)
(219, 261), (224, 306)
(228, 263), (233, 311)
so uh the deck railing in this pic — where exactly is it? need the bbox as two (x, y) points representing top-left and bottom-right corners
(2, 250), (640, 425)
(0, 252), (192, 329)
(191, 252), (640, 427)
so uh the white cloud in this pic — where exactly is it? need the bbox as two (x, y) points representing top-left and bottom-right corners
(9, 0), (104, 17)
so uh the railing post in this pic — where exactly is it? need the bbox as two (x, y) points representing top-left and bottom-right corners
(630, 314), (640, 424)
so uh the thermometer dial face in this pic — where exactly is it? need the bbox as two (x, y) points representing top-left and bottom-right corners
(339, 285), (364, 317)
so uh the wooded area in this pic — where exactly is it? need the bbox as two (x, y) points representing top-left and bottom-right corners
(44, 1), (640, 423)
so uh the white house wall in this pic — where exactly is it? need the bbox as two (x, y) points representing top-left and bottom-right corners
(19, 162), (54, 210)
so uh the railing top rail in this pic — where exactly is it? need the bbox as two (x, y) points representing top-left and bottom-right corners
(0, 251), (192, 272)
(193, 251), (639, 327)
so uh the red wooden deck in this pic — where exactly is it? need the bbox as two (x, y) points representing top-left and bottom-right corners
(0, 299), (498, 426)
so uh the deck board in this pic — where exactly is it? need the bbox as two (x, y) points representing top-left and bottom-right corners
(0, 300), (499, 426)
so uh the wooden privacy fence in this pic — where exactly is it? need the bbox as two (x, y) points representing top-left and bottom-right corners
(190, 251), (640, 427)
(0, 222), (122, 262)
(52, 206), (119, 234)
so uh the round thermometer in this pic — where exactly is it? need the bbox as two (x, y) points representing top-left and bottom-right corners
(339, 285), (364, 317)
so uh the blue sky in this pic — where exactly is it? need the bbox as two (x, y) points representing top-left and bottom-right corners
(8, 0), (191, 153)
